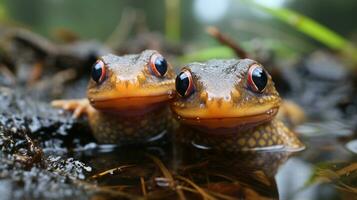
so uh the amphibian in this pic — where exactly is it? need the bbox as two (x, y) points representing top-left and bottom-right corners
(52, 50), (175, 144)
(172, 59), (304, 152)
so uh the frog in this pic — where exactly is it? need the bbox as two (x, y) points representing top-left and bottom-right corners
(171, 59), (304, 152)
(52, 50), (176, 144)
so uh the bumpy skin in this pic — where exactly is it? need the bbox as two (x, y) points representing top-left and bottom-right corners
(88, 106), (171, 144)
(87, 50), (175, 144)
(172, 59), (304, 152)
(54, 50), (175, 144)
(177, 119), (303, 152)
(87, 50), (175, 110)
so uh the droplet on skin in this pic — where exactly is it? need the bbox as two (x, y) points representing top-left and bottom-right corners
(266, 109), (274, 115)
(167, 90), (175, 99)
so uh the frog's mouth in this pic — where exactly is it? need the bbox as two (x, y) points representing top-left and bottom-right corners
(87, 80), (175, 114)
(172, 106), (279, 133)
(89, 94), (171, 115)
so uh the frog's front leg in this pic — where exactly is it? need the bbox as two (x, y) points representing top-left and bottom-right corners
(51, 99), (95, 118)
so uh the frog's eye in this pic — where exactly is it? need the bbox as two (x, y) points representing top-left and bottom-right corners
(176, 69), (194, 97)
(247, 64), (268, 93)
(91, 60), (106, 83)
(149, 53), (168, 77)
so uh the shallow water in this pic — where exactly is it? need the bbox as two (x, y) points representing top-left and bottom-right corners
(69, 124), (356, 200)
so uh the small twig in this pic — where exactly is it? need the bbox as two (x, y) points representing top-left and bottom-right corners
(206, 26), (249, 59)
(73, 179), (142, 200)
(147, 154), (175, 186)
(105, 8), (137, 49)
(180, 160), (209, 172)
(90, 164), (135, 179)
(140, 177), (147, 197)
(176, 175), (216, 200)
(100, 185), (129, 190)
(147, 154), (187, 199)
(180, 184), (237, 200)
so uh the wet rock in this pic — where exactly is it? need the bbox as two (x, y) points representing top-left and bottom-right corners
(0, 86), (97, 199)
(0, 154), (91, 200)
(281, 51), (356, 125)
(0, 87), (94, 150)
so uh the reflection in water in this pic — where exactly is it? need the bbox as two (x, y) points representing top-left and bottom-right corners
(80, 139), (295, 199)
(173, 143), (294, 199)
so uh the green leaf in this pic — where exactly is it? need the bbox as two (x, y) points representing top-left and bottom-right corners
(258, 6), (347, 49)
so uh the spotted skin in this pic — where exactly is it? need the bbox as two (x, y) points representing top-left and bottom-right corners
(89, 107), (172, 144)
(172, 59), (304, 152)
(176, 119), (304, 152)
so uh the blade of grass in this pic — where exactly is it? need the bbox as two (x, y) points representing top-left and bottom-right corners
(165, 0), (180, 42)
(0, 1), (7, 21)
(247, 0), (357, 63)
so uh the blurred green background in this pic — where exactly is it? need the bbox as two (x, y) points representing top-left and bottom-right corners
(2, 0), (357, 59)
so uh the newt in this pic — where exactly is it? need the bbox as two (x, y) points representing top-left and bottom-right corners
(172, 59), (304, 152)
(52, 50), (175, 144)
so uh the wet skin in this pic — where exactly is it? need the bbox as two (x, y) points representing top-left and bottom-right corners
(52, 50), (175, 144)
(172, 59), (304, 152)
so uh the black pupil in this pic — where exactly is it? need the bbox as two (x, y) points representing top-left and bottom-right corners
(252, 67), (268, 92)
(92, 62), (103, 82)
(176, 72), (190, 97)
(154, 57), (168, 76)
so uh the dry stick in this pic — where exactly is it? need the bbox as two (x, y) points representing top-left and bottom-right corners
(206, 26), (250, 59)
(105, 8), (137, 49)
(335, 182), (357, 194)
(140, 177), (147, 197)
(208, 172), (237, 182)
(176, 175), (216, 200)
(90, 164), (135, 179)
(73, 179), (143, 200)
(179, 185), (237, 200)
(180, 160), (209, 172)
(146, 154), (186, 200)
(101, 185), (129, 190)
